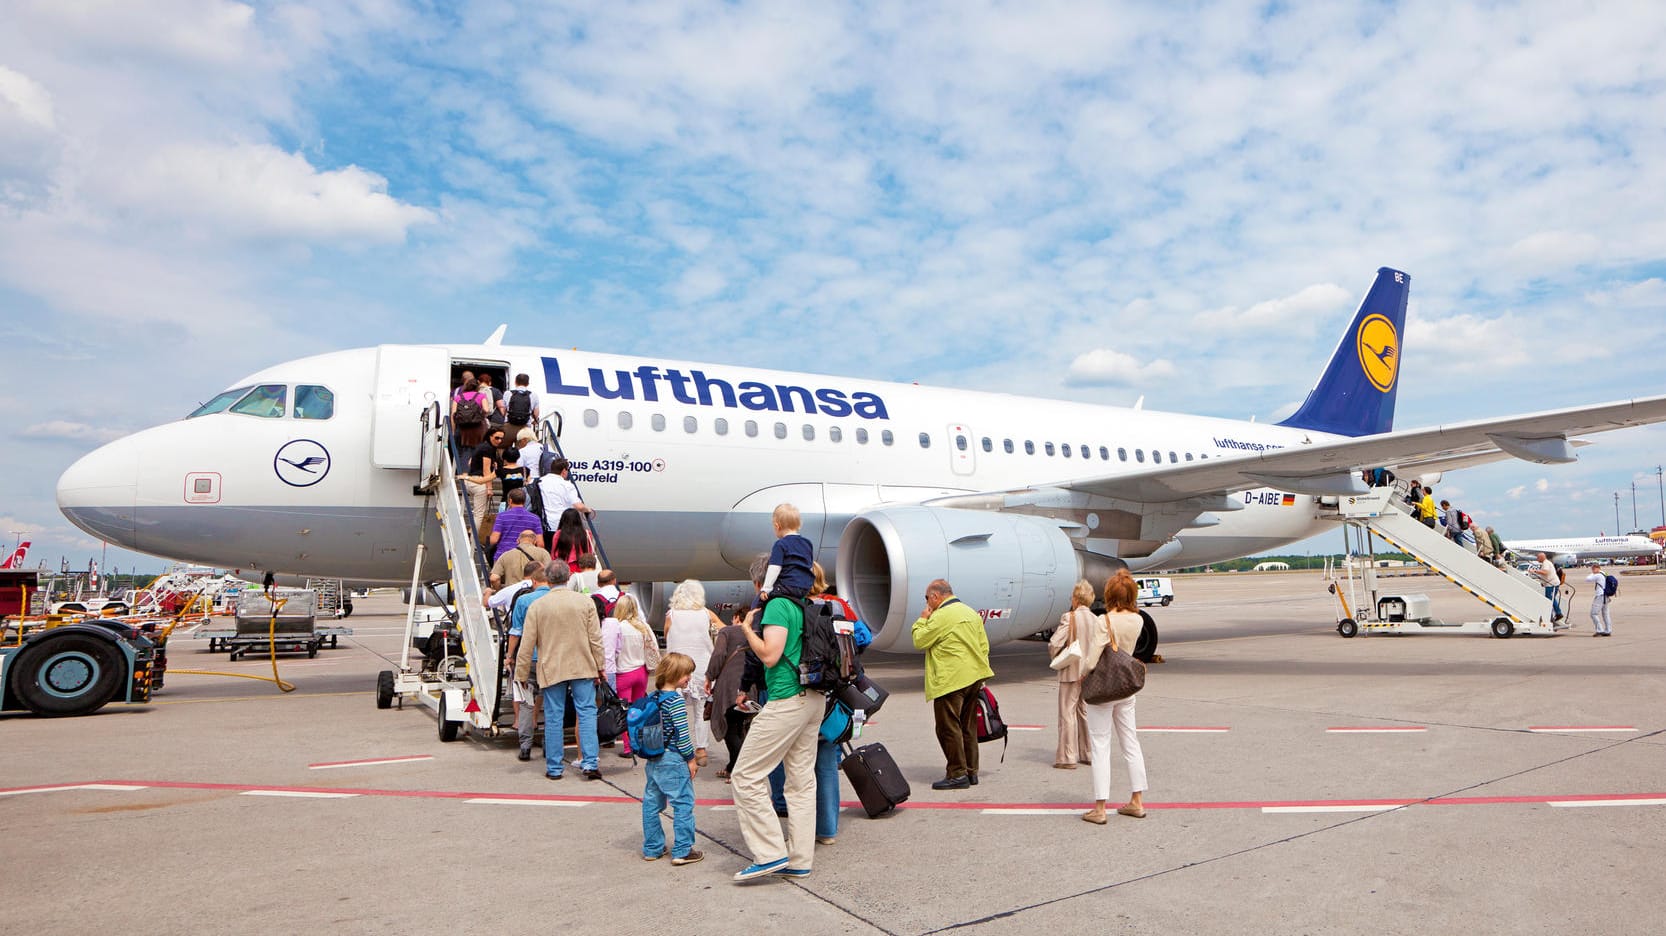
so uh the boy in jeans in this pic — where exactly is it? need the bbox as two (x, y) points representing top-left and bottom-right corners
(642, 652), (703, 866)
(758, 503), (815, 603)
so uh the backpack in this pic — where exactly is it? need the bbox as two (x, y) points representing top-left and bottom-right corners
(524, 479), (546, 526)
(972, 686), (1008, 762)
(626, 690), (668, 758)
(453, 395), (486, 428)
(1604, 575), (1619, 598)
(819, 697), (854, 745)
(1458, 511), (1472, 531)
(538, 449), (559, 477)
(592, 591), (619, 621)
(795, 596), (859, 693)
(507, 388), (534, 424)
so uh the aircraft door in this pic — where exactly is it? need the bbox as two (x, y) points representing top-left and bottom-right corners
(371, 345), (449, 468)
(948, 423), (976, 476)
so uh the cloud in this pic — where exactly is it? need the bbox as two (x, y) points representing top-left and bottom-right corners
(110, 143), (435, 244)
(1503, 230), (1601, 272)
(1194, 283), (1353, 333)
(0, 64), (55, 129)
(20, 421), (127, 445)
(1064, 349), (1177, 387)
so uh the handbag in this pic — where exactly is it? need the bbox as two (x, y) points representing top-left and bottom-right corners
(594, 680), (629, 742)
(1048, 642), (1083, 672)
(1047, 612), (1083, 671)
(1080, 616), (1146, 704)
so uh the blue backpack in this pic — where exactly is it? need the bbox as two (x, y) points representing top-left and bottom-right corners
(626, 691), (667, 758)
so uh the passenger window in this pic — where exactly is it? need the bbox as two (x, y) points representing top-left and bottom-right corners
(745, 420), (759, 438)
(294, 385), (334, 420)
(774, 422), (788, 440)
(882, 430), (894, 446)
(715, 417), (729, 436)
(955, 435), (967, 451)
(618, 411), (633, 430)
(683, 416), (698, 434)
(1118, 447), (1128, 462)
(1061, 443), (1071, 458)
(981, 437), (992, 453)
(1135, 449), (1145, 463)
(1185, 452), (1193, 462)
(1100, 446), (1110, 461)
(583, 409), (600, 428)
(919, 432), (932, 449)
(803, 424), (815, 441)
(1004, 439), (1014, 454)
(1169, 451), (1178, 463)
(1151, 450), (1162, 464)
(651, 414), (666, 432)
(856, 427), (869, 444)
(830, 426), (842, 443)
(1024, 441), (1035, 455)
(230, 385), (286, 419)
(1045, 442), (1056, 456)
(189, 385), (253, 418)
(1080, 445), (1090, 459)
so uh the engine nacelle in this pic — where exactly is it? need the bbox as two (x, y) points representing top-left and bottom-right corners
(836, 505), (1079, 651)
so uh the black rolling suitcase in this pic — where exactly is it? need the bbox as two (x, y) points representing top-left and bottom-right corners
(841, 742), (910, 817)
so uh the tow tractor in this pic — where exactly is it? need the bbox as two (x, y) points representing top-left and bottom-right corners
(1, 619), (161, 716)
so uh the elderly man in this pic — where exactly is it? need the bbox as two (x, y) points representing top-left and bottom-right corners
(514, 562), (605, 781)
(1530, 552), (1563, 623)
(912, 579), (994, 791)
(489, 528), (550, 588)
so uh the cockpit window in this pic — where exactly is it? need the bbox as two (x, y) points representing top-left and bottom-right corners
(229, 384), (287, 418)
(189, 386), (253, 418)
(294, 385), (334, 420)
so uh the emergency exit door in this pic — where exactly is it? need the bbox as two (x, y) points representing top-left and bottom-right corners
(371, 345), (449, 468)
(948, 424), (976, 476)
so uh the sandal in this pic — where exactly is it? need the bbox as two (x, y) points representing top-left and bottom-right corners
(1081, 810), (1108, 825)
(715, 769), (730, 781)
(1052, 763), (1077, 770)
(1117, 804), (1147, 819)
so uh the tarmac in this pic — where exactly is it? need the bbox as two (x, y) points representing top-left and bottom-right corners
(3, 568), (1663, 935)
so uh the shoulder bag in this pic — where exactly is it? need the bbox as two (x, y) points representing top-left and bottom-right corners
(1080, 615), (1145, 704)
(1047, 613), (1083, 671)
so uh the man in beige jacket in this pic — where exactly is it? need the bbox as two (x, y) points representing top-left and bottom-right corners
(515, 562), (606, 781)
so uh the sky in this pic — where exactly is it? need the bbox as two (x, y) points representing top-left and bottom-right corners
(3, 0), (1665, 574)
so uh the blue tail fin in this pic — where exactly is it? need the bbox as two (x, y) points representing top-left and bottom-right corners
(1276, 267), (1409, 437)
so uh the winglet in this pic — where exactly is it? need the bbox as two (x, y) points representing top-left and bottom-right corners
(483, 324), (507, 346)
(1277, 268), (1409, 437)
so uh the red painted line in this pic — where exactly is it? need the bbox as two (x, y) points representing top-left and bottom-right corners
(307, 755), (434, 769)
(78, 779), (1666, 813)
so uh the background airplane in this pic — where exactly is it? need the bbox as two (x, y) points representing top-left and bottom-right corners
(1501, 534), (1663, 567)
(55, 268), (1666, 651)
(0, 541), (30, 570)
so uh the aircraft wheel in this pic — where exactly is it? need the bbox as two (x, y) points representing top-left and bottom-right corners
(1133, 611), (1159, 662)
(11, 633), (125, 716)
(342, 601), (354, 618)
(376, 670), (395, 709)
(1491, 618), (1514, 639)
(1338, 618), (1359, 638)
(437, 693), (460, 742)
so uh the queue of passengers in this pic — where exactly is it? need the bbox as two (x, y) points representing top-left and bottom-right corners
(1364, 470), (1510, 567)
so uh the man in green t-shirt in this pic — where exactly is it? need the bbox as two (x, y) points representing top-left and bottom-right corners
(728, 593), (823, 882)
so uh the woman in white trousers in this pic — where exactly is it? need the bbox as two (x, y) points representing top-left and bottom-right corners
(1080, 568), (1148, 824)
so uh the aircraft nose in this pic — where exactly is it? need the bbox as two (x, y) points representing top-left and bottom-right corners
(57, 435), (141, 550)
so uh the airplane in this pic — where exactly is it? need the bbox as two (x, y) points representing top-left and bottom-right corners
(0, 541), (29, 570)
(1500, 534), (1663, 567)
(55, 268), (1666, 652)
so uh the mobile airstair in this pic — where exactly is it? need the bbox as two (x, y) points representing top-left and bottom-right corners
(1323, 486), (1560, 638)
(377, 403), (510, 741)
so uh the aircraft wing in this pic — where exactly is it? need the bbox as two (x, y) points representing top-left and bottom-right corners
(1052, 393), (1666, 504)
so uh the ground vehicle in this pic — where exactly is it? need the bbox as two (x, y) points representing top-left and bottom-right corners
(0, 620), (159, 716)
(1136, 577), (1175, 607)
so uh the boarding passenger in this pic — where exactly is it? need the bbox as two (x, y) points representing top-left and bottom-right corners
(1440, 500), (1464, 544)
(515, 562), (605, 781)
(758, 503), (815, 603)
(1081, 570), (1149, 824)
(553, 508), (592, 573)
(708, 558), (768, 781)
(1531, 552), (1564, 622)
(1476, 522), (1496, 563)
(1049, 580), (1095, 770)
(451, 377), (491, 449)
(1486, 527), (1507, 566)
(489, 529), (550, 588)
(769, 563), (847, 845)
(594, 568), (621, 608)
(497, 447), (528, 506)
(1584, 563), (1614, 636)
(729, 568), (822, 882)
(516, 429), (545, 477)
(912, 578), (994, 791)
(1418, 486), (1439, 530)
(665, 580), (721, 767)
(600, 591), (621, 693)
(640, 653), (704, 866)
(504, 562), (552, 762)
(504, 373), (540, 438)
(489, 488), (545, 563)
(569, 553), (600, 592)
(542, 458), (593, 517)
(462, 426), (504, 531)
(478, 372), (504, 427)
(613, 594), (661, 758)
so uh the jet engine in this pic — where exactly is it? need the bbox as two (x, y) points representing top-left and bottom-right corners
(836, 505), (1080, 651)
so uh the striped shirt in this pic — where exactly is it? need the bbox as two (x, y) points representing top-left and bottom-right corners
(657, 690), (696, 761)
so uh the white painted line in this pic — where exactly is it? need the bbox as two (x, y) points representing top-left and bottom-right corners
(708, 804), (738, 811)
(309, 755), (434, 770)
(980, 808), (1082, 816)
(464, 798), (589, 808)
(1326, 727), (1428, 733)
(240, 790), (360, 799)
(1006, 726), (1045, 732)
(1139, 727), (1231, 733)
(1272, 802), (1406, 814)
(1528, 727), (1637, 733)
(1548, 798), (1666, 808)
(0, 783), (149, 797)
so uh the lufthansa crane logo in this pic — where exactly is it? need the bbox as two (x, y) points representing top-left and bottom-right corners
(1355, 313), (1399, 393)
(274, 439), (331, 488)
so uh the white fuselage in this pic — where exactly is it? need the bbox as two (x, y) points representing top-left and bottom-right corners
(57, 342), (1334, 587)
(1503, 535), (1663, 564)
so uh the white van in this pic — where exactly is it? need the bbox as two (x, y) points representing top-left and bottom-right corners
(1136, 577), (1175, 607)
